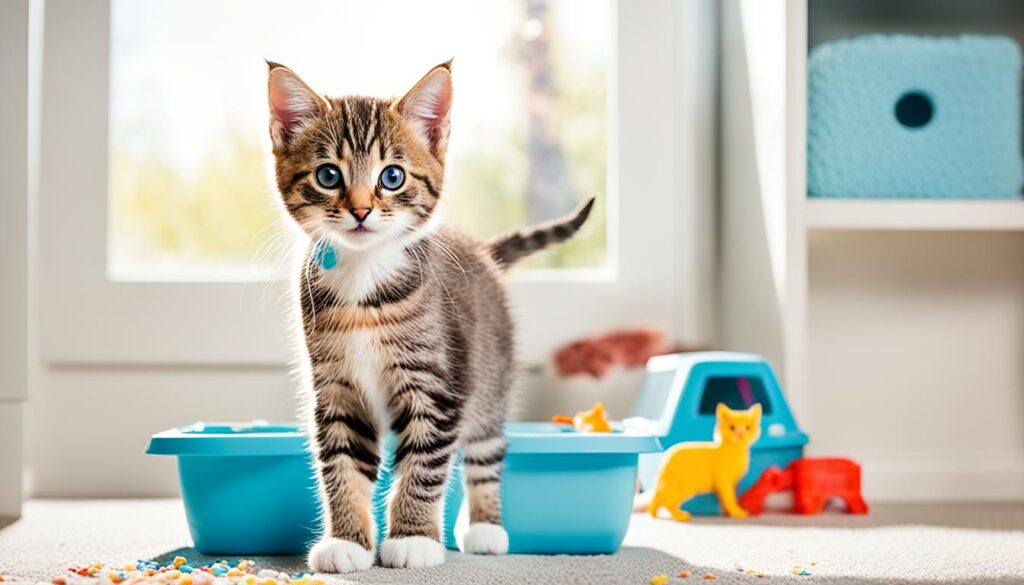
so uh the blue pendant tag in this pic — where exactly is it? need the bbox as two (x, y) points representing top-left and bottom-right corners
(313, 241), (338, 270)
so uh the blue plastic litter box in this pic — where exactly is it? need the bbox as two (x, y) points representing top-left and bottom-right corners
(148, 421), (660, 555)
(147, 424), (321, 555)
(148, 351), (803, 555)
(629, 352), (809, 515)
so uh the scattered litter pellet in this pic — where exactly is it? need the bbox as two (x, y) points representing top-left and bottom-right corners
(702, 574), (717, 581)
(58, 557), (320, 585)
(677, 570), (692, 579)
(649, 575), (669, 585)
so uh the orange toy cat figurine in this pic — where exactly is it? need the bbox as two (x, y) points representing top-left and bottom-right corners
(647, 403), (762, 521)
(551, 402), (613, 433)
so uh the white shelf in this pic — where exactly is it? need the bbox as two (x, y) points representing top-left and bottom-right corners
(805, 199), (1024, 231)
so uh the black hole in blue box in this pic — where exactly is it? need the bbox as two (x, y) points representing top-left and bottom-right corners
(895, 91), (934, 128)
(698, 377), (773, 415)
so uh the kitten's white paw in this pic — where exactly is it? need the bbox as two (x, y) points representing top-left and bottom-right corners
(380, 536), (446, 569)
(462, 522), (509, 555)
(307, 537), (374, 573)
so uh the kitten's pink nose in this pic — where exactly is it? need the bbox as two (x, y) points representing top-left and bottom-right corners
(350, 208), (371, 222)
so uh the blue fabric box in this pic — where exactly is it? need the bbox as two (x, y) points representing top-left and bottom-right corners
(808, 35), (1023, 199)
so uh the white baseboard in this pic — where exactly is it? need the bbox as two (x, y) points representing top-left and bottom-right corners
(859, 453), (1024, 502)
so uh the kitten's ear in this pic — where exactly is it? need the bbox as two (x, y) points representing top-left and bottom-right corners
(394, 61), (453, 160)
(267, 61), (329, 150)
(750, 403), (763, 420)
(716, 403), (729, 419)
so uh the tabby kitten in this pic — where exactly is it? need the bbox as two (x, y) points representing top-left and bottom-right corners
(267, 61), (594, 573)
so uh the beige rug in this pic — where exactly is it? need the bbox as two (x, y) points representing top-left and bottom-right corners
(1, 500), (1023, 584)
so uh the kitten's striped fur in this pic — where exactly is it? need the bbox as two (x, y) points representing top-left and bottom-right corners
(267, 61), (593, 572)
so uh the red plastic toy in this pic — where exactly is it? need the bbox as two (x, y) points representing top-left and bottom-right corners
(739, 457), (868, 516)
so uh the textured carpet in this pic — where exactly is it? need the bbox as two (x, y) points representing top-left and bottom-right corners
(1, 500), (1024, 584)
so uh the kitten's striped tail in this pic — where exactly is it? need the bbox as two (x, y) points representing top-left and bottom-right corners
(486, 197), (595, 270)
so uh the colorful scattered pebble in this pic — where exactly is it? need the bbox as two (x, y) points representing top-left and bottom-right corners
(677, 570), (692, 579)
(649, 575), (669, 585)
(57, 558), (326, 585)
(702, 574), (717, 581)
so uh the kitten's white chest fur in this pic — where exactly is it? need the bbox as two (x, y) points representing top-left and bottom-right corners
(320, 241), (411, 303)
(318, 241), (412, 430)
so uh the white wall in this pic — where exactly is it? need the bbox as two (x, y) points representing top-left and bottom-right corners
(0, 0), (31, 518)
(808, 231), (1024, 501)
(26, 366), (296, 497)
(718, 0), (786, 378)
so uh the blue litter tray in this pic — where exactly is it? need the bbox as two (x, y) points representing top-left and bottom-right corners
(147, 424), (321, 555)
(148, 351), (797, 555)
(628, 352), (809, 515)
(148, 421), (660, 556)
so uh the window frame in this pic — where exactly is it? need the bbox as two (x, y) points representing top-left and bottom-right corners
(38, 0), (679, 366)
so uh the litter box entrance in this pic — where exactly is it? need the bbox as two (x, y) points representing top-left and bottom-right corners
(698, 377), (773, 415)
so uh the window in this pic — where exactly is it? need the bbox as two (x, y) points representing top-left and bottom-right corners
(39, 0), (678, 365)
(108, 0), (609, 280)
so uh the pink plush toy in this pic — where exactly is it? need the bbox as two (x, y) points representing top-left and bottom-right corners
(554, 327), (702, 378)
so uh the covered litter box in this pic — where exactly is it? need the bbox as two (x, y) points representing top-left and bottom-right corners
(808, 34), (1023, 199)
(148, 421), (659, 556)
(628, 352), (809, 515)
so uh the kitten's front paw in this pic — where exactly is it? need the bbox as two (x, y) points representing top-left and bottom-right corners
(380, 536), (446, 569)
(462, 522), (509, 555)
(308, 537), (374, 573)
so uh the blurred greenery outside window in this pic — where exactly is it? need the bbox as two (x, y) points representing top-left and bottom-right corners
(109, 0), (610, 280)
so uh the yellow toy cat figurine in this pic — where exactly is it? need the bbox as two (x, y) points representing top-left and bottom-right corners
(647, 403), (762, 521)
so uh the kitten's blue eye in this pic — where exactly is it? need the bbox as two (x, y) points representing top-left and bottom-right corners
(315, 164), (342, 189)
(379, 165), (405, 190)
